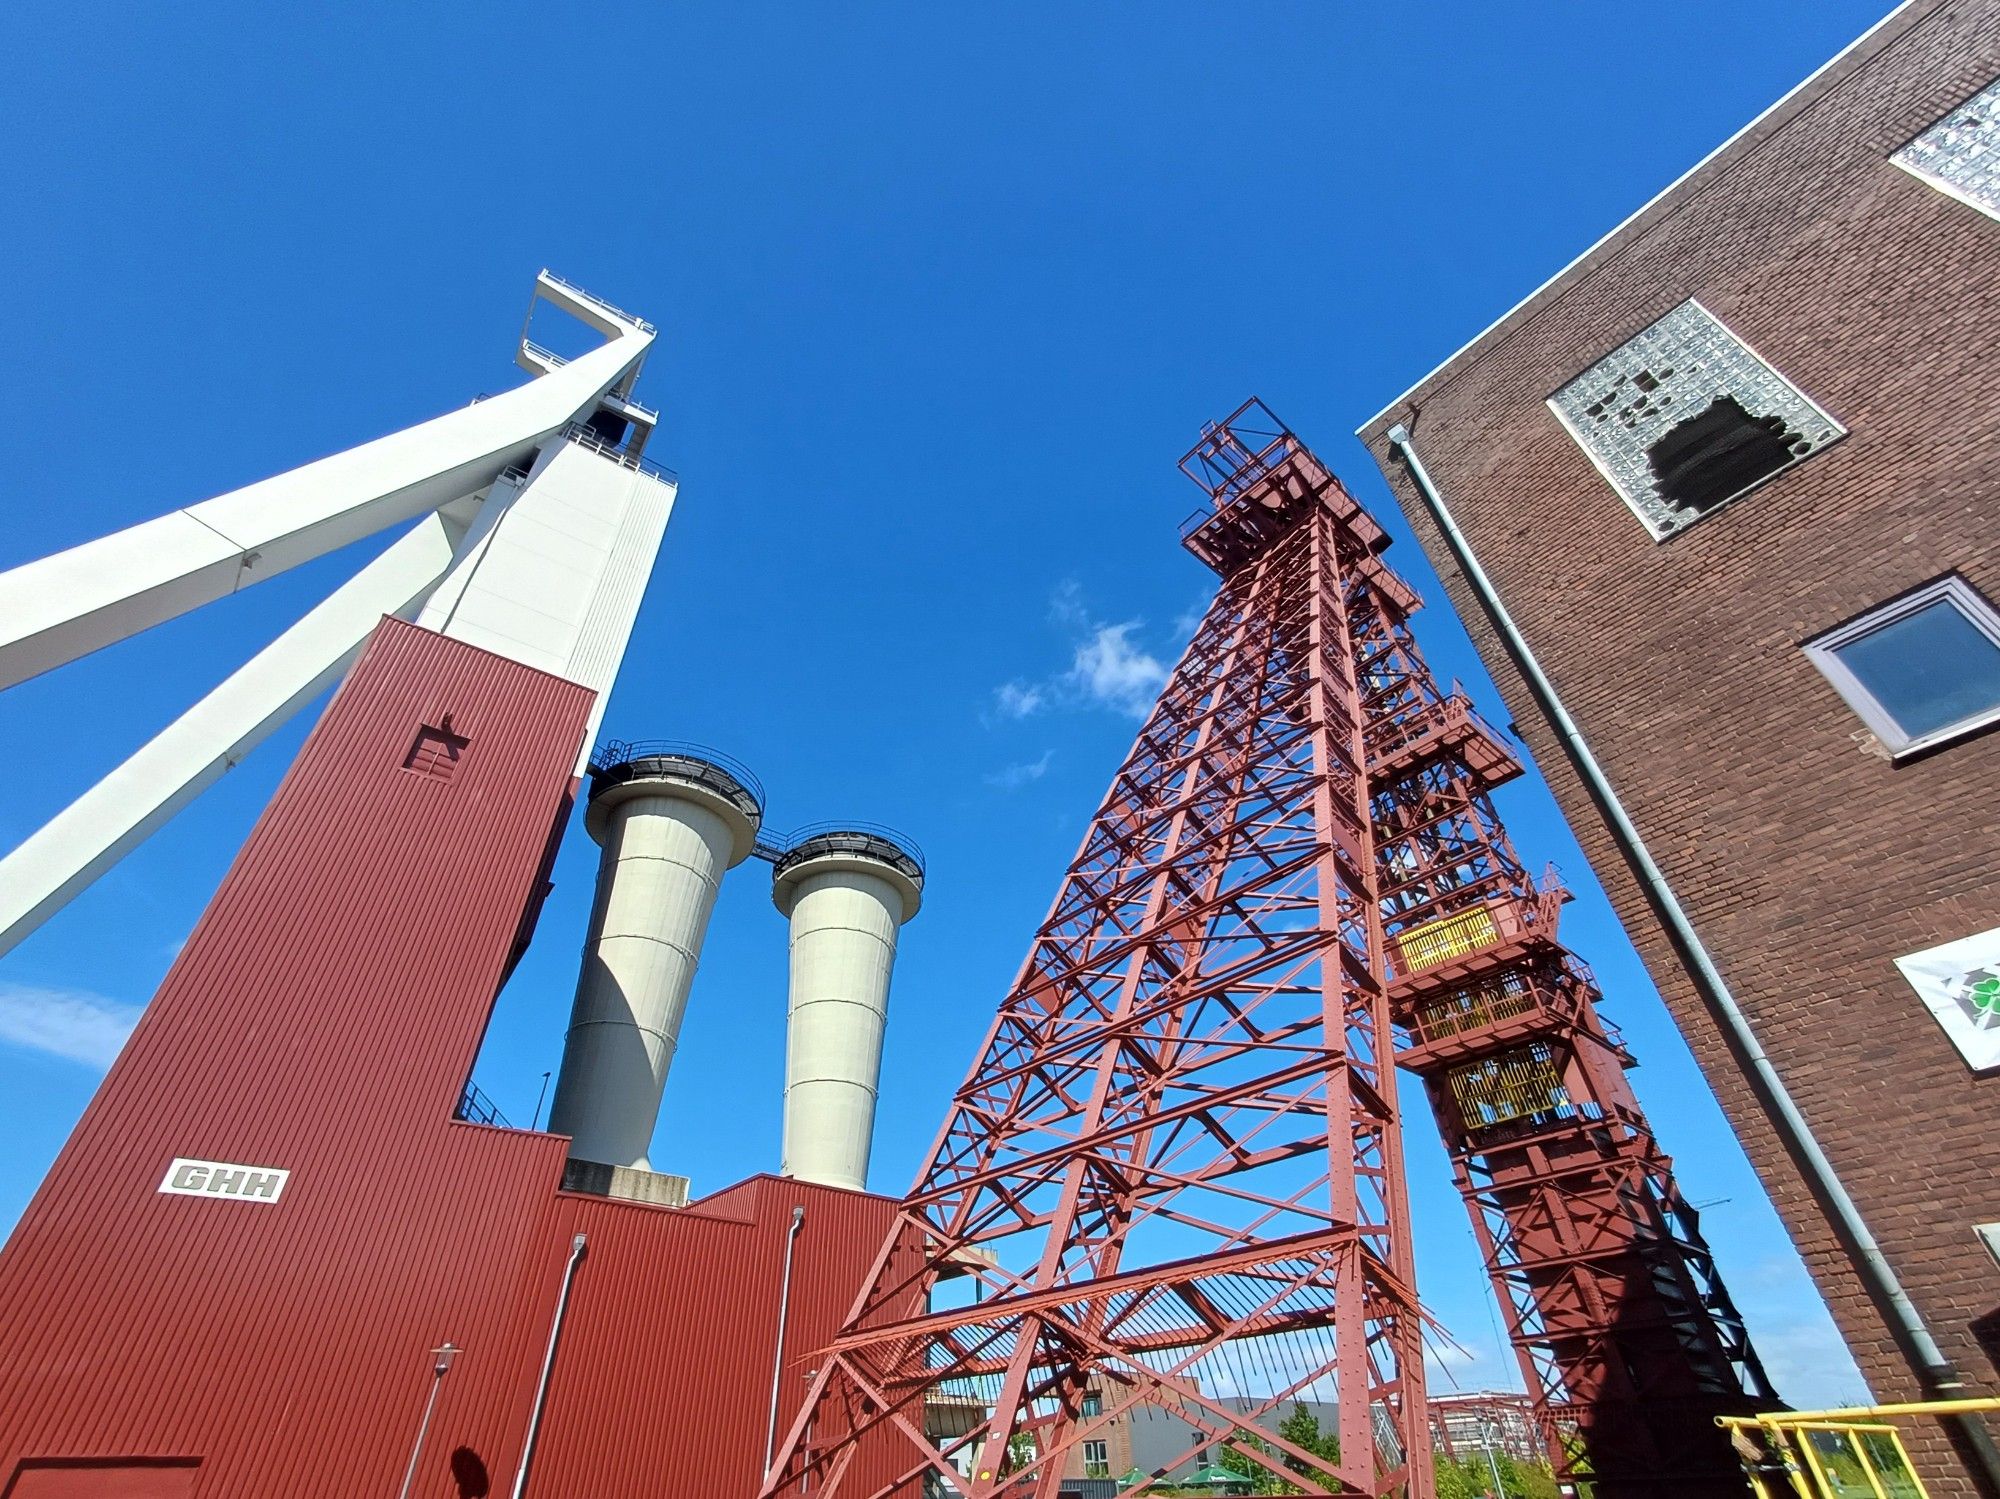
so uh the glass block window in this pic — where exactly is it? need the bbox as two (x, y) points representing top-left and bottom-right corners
(1548, 300), (1845, 538)
(1893, 77), (2000, 221)
(1804, 576), (2000, 756)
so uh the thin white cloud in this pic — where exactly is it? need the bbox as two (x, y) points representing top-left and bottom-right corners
(985, 750), (1054, 790)
(988, 582), (1174, 726)
(993, 680), (1045, 719)
(1422, 1328), (1508, 1393)
(1743, 1311), (1872, 1409)
(0, 982), (140, 1068)
(1069, 622), (1167, 718)
(1047, 578), (1089, 629)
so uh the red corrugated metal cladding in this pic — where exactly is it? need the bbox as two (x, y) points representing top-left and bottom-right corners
(0, 619), (916, 1497)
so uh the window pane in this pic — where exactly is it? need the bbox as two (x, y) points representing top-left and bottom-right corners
(1894, 76), (2000, 222)
(1834, 600), (2000, 740)
(1549, 299), (1843, 537)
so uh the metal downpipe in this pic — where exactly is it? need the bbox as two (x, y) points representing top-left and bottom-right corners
(1383, 423), (2000, 1495)
(765, 1205), (808, 1475)
(510, 1232), (588, 1499)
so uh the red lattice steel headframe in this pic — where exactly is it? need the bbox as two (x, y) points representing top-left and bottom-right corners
(763, 403), (1432, 1498)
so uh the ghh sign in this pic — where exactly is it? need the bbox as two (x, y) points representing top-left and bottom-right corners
(158, 1157), (291, 1204)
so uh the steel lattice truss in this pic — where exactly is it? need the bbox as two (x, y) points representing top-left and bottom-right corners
(1341, 457), (1778, 1493)
(762, 402), (1773, 1499)
(763, 411), (1430, 1499)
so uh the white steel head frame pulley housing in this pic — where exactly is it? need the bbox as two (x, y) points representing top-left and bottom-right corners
(771, 827), (924, 1193)
(0, 270), (674, 959)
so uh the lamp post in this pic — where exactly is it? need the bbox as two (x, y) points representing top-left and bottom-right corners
(398, 1340), (460, 1499)
(1477, 1412), (1507, 1499)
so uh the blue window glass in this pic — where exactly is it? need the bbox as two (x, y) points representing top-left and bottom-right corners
(1832, 600), (2000, 741)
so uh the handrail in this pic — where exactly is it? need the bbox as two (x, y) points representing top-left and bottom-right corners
(588, 738), (765, 815)
(598, 385), (661, 424)
(538, 270), (658, 334)
(1365, 691), (1512, 764)
(455, 1080), (512, 1128)
(767, 820), (926, 882)
(1722, 1397), (2000, 1427)
(558, 423), (679, 485)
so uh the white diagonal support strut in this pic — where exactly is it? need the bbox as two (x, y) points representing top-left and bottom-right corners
(0, 272), (652, 693)
(0, 513), (467, 958)
(0, 270), (676, 954)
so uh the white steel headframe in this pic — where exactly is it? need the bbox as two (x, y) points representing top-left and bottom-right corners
(0, 271), (678, 959)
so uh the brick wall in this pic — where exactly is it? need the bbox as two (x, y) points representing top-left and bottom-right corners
(1060, 1378), (1137, 1484)
(1359, 2), (2000, 1492)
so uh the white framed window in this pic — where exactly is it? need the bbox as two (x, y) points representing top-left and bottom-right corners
(1893, 77), (2000, 221)
(1803, 576), (2000, 756)
(1083, 1439), (1110, 1478)
(1548, 300), (1844, 539)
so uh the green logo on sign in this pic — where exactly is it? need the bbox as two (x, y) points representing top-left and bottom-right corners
(1969, 976), (2000, 1019)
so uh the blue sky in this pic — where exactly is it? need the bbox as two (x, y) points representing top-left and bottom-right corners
(0, 0), (1893, 1408)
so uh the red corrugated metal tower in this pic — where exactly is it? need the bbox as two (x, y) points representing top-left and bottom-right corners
(1219, 401), (1775, 1494)
(764, 406), (1434, 1499)
(0, 619), (919, 1499)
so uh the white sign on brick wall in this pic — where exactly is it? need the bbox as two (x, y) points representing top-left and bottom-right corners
(1895, 924), (2000, 1074)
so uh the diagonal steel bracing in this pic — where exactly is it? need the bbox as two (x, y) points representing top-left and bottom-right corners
(763, 407), (1431, 1499)
(765, 400), (1774, 1499)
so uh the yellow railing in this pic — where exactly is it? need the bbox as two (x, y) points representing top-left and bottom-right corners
(1414, 974), (1536, 1041)
(1721, 1398), (2000, 1498)
(1446, 1043), (1569, 1127)
(1394, 905), (1501, 973)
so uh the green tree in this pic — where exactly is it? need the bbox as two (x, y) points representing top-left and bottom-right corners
(1219, 1430), (1291, 1494)
(1494, 1453), (1558, 1499)
(1000, 1431), (1035, 1477)
(1433, 1454), (1482, 1499)
(1275, 1404), (1339, 1489)
(1432, 1448), (1560, 1499)
(1218, 1406), (1342, 1494)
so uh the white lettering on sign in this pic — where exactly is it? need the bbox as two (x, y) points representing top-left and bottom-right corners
(158, 1157), (290, 1204)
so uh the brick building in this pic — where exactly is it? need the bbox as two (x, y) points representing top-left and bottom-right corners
(1358, 2), (2000, 1492)
(1059, 1378), (1136, 1485)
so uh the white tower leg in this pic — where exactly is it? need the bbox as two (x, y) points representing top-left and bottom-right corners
(0, 269), (672, 952)
(548, 752), (763, 1170)
(0, 513), (465, 957)
(772, 834), (923, 1191)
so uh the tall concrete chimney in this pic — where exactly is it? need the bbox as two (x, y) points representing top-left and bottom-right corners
(548, 745), (762, 1171)
(770, 828), (923, 1192)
